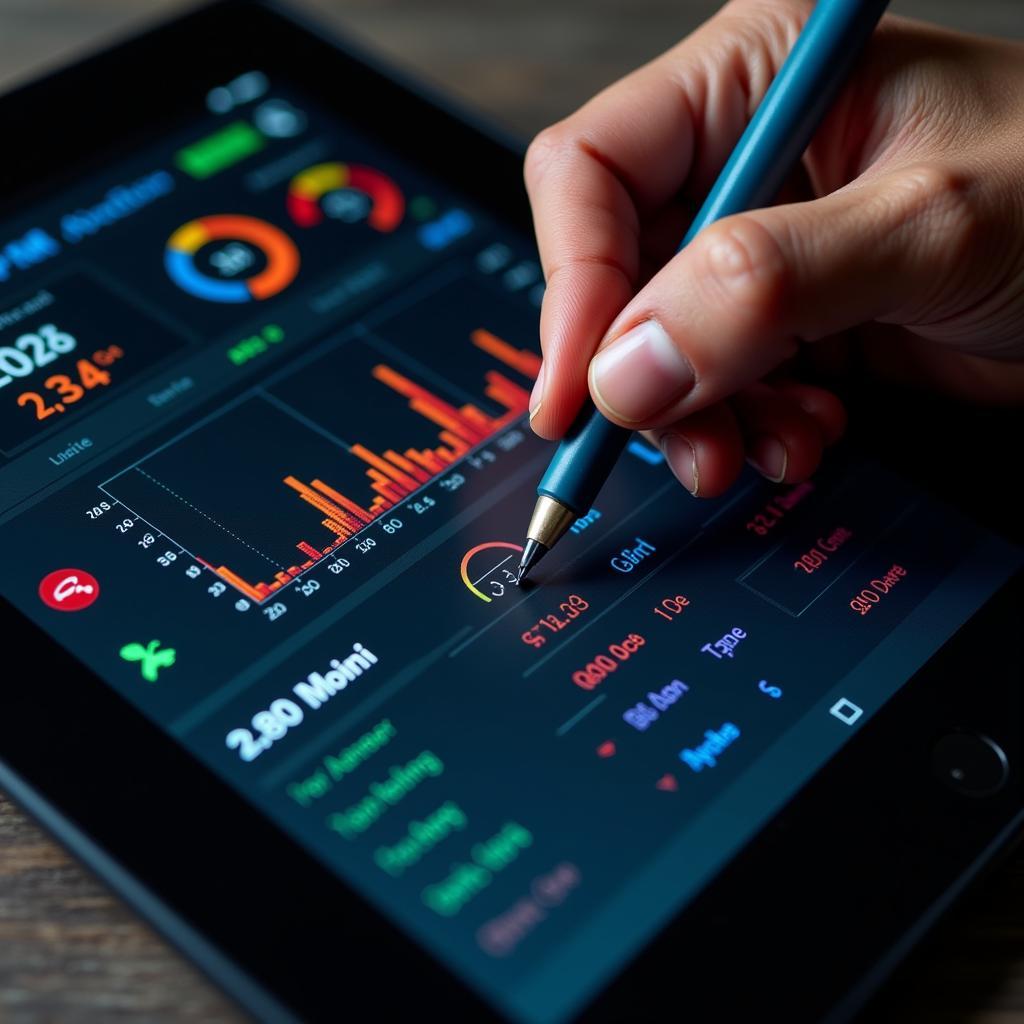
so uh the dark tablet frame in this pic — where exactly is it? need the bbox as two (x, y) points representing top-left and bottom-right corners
(0, 3), (1020, 1022)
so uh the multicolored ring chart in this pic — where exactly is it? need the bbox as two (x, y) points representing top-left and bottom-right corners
(165, 215), (300, 304)
(287, 162), (405, 231)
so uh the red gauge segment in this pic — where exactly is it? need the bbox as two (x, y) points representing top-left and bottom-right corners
(287, 162), (405, 231)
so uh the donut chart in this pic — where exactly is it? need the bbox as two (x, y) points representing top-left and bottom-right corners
(165, 215), (300, 303)
(287, 162), (405, 231)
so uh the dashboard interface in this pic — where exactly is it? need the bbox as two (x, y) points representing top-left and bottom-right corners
(0, 71), (1019, 1023)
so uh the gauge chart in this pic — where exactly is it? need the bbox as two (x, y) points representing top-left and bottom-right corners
(460, 541), (524, 603)
(287, 162), (405, 231)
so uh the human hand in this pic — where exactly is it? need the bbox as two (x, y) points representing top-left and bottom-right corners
(525, 0), (1024, 496)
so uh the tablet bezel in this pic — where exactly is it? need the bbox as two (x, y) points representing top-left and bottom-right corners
(0, 3), (1019, 1021)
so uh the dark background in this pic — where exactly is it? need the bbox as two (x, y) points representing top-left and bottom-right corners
(0, 0), (1021, 1021)
(1, 0), (1022, 137)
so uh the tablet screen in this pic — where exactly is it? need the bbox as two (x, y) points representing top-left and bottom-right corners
(0, 72), (1018, 1023)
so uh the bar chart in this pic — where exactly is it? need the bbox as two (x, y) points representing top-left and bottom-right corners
(100, 310), (540, 603)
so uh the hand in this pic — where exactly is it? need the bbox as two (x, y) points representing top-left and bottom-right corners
(524, 0), (1024, 496)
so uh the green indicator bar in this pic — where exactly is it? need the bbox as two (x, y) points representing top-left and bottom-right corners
(175, 121), (265, 180)
(227, 324), (286, 367)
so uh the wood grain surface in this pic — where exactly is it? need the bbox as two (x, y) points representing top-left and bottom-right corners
(0, 0), (1021, 1020)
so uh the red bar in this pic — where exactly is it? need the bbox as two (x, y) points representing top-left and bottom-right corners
(460, 405), (495, 433)
(439, 430), (469, 456)
(293, 485), (360, 528)
(284, 476), (350, 523)
(373, 364), (484, 439)
(297, 541), (322, 560)
(436, 449), (455, 464)
(276, 571), (292, 586)
(410, 398), (480, 444)
(343, 512), (364, 531)
(311, 479), (373, 524)
(215, 566), (265, 603)
(372, 479), (404, 504)
(335, 510), (363, 532)
(351, 443), (419, 491)
(367, 469), (407, 500)
(471, 328), (542, 378)
(485, 370), (531, 408)
(384, 449), (430, 483)
(287, 567), (301, 577)
(322, 519), (347, 539)
(368, 467), (393, 486)
(406, 449), (446, 474)
(302, 490), (353, 524)
(490, 409), (522, 430)
(485, 387), (522, 417)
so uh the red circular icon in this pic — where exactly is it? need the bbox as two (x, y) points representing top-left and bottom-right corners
(38, 568), (100, 611)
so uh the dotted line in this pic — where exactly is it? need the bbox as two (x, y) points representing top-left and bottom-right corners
(133, 467), (285, 570)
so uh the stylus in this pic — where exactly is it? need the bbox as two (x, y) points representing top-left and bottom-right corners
(516, 0), (891, 583)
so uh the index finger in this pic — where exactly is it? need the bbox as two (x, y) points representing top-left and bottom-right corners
(523, 58), (697, 438)
(523, 0), (812, 439)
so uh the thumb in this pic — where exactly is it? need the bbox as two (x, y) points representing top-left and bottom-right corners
(586, 163), (980, 429)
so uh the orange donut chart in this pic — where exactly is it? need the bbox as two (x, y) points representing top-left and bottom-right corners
(460, 542), (524, 603)
(165, 215), (300, 303)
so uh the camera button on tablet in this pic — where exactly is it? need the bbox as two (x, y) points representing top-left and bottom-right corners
(932, 732), (1009, 797)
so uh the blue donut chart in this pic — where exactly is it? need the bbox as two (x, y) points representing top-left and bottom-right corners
(164, 215), (300, 304)
(164, 248), (252, 303)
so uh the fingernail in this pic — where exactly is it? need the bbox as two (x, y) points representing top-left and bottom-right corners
(589, 320), (694, 424)
(660, 433), (699, 496)
(529, 361), (546, 423)
(748, 435), (788, 482)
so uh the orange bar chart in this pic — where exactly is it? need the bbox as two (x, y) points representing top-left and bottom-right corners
(199, 327), (537, 600)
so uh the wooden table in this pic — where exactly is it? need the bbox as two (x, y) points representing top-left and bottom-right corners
(0, 1), (1021, 1020)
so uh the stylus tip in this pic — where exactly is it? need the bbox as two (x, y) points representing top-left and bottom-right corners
(516, 538), (546, 585)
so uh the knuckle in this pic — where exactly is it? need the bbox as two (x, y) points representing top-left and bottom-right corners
(524, 123), (572, 190)
(695, 216), (790, 323)
(895, 162), (983, 266)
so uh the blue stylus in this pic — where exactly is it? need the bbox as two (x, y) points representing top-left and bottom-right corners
(516, 0), (891, 582)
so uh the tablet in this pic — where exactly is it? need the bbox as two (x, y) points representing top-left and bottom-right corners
(0, 3), (1020, 1021)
